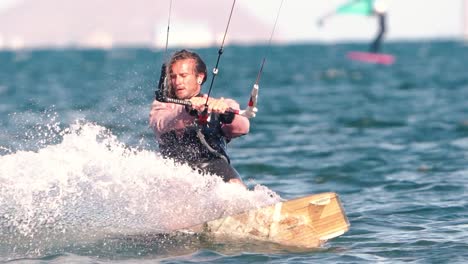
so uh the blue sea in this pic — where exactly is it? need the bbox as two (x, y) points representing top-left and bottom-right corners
(1, 41), (467, 263)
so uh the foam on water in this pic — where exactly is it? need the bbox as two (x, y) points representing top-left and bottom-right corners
(0, 119), (280, 257)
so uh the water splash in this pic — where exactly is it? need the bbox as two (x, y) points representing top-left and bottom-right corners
(0, 120), (280, 258)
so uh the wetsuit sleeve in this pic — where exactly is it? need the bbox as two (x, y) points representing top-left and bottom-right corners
(221, 99), (250, 139)
(149, 100), (195, 139)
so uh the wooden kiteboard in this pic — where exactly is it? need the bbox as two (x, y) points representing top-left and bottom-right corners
(182, 192), (350, 248)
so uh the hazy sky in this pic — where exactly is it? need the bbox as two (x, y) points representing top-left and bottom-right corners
(243, 0), (465, 42)
(2, 0), (465, 42)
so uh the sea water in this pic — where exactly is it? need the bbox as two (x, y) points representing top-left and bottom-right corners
(1, 41), (467, 263)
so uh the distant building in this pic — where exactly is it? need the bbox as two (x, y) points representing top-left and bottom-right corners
(464, 0), (468, 42)
(81, 30), (114, 49)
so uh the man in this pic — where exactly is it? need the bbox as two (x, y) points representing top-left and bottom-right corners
(149, 49), (249, 186)
(317, 0), (389, 54)
(369, 0), (388, 53)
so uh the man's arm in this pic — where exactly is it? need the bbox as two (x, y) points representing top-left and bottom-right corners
(149, 100), (195, 139)
(188, 96), (250, 139)
(221, 99), (250, 139)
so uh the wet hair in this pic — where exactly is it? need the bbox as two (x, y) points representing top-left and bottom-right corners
(168, 49), (207, 84)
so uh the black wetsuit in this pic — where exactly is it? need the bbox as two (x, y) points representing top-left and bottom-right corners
(369, 12), (386, 53)
(158, 110), (241, 182)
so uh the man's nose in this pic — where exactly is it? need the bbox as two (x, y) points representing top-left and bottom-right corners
(175, 76), (183, 85)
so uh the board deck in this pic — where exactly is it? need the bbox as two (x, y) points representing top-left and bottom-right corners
(347, 51), (395, 65)
(182, 192), (350, 248)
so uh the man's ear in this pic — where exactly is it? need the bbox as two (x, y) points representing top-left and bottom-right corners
(197, 74), (205, 84)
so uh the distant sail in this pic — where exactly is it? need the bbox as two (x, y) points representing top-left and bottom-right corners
(336, 0), (374, 16)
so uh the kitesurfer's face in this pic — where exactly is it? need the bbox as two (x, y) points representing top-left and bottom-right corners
(170, 58), (204, 100)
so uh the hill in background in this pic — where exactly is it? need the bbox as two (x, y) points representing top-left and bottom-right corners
(0, 0), (274, 49)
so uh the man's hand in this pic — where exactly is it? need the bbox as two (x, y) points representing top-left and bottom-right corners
(189, 96), (229, 114)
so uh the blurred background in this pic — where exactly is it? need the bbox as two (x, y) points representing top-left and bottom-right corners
(1, 1), (468, 263)
(1, 0), (467, 49)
